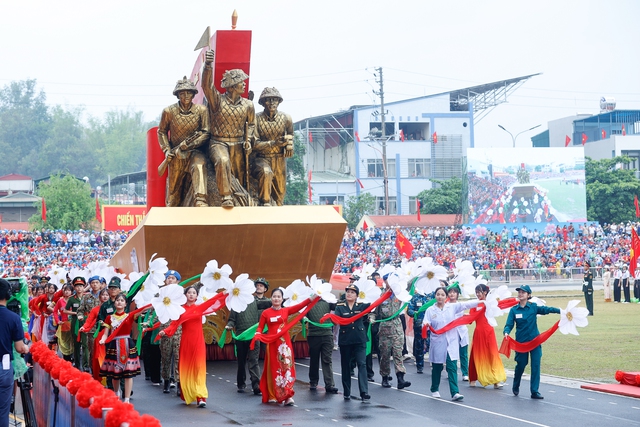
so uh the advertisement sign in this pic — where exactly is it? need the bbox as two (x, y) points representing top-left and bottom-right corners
(102, 206), (147, 231)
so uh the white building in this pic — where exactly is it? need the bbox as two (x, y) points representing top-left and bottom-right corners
(295, 75), (538, 215)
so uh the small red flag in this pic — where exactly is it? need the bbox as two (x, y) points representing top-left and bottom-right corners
(395, 229), (414, 258)
(432, 132), (438, 144)
(362, 220), (368, 231)
(581, 133), (588, 145)
(416, 199), (421, 222)
(41, 198), (47, 222)
(96, 198), (102, 223)
(631, 228), (640, 276)
(308, 170), (313, 204)
(399, 129), (405, 142)
(635, 195), (640, 218)
(622, 124), (626, 136)
(565, 135), (571, 147)
(308, 131), (313, 143)
(601, 129), (606, 139)
(355, 131), (360, 142)
(356, 178), (364, 189)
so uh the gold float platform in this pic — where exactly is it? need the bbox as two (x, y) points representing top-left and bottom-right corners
(109, 206), (347, 290)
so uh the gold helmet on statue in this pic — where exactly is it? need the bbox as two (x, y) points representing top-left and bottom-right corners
(173, 76), (198, 96)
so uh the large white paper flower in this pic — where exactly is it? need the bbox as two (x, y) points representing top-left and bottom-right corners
(69, 267), (89, 282)
(121, 271), (145, 294)
(86, 261), (110, 277)
(200, 260), (233, 293)
(133, 277), (160, 307)
(146, 253), (169, 286)
(197, 287), (218, 305)
(354, 278), (381, 303)
(283, 279), (313, 307)
(451, 274), (475, 299)
(47, 265), (68, 287)
(225, 273), (256, 313)
(376, 263), (396, 279)
(414, 261), (448, 295)
(453, 259), (475, 277)
(385, 273), (412, 302)
(307, 275), (337, 303)
(355, 263), (377, 279)
(151, 284), (186, 324)
(398, 259), (424, 282)
(559, 300), (589, 335)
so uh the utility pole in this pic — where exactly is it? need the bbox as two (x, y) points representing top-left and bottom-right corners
(374, 67), (389, 215)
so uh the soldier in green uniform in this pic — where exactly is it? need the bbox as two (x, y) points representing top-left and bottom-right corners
(306, 281), (338, 393)
(335, 283), (370, 402)
(226, 277), (271, 395)
(503, 285), (560, 399)
(582, 262), (594, 316)
(65, 277), (86, 368)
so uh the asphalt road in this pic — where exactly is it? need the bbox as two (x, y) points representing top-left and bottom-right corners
(131, 351), (640, 427)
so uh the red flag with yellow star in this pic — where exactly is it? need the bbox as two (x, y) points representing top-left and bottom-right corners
(631, 228), (640, 277)
(395, 229), (414, 258)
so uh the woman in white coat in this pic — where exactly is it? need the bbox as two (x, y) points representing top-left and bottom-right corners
(423, 285), (480, 401)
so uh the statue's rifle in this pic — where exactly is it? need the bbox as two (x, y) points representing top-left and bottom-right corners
(244, 121), (250, 192)
(157, 132), (200, 177)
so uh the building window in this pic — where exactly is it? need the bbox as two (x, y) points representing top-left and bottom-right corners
(408, 159), (430, 177)
(319, 195), (344, 205)
(376, 196), (397, 215)
(367, 159), (396, 178)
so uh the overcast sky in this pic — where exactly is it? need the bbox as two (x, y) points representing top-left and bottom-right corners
(2, 0), (638, 148)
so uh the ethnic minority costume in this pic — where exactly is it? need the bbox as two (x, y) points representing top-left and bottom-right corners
(468, 305), (507, 387)
(256, 300), (313, 404)
(100, 308), (144, 380)
(80, 306), (107, 381)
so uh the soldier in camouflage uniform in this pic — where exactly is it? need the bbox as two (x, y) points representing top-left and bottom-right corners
(372, 275), (411, 389)
(76, 276), (104, 372)
(203, 50), (256, 208)
(158, 77), (210, 207)
(159, 270), (182, 394)
(252, 87), (293, 206)
(225, 277), (271, 395)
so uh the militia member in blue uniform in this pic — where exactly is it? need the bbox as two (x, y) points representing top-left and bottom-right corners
(335, 283), (371, 402)
(503, 285), (560, 399)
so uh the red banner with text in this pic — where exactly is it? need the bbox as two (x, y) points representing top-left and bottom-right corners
(102, 206), (147, 231)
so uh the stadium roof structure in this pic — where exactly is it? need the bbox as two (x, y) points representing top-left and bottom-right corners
(449, 73), (541, 123)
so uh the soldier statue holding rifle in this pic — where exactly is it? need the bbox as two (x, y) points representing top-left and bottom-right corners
(157, 77), (210, 207)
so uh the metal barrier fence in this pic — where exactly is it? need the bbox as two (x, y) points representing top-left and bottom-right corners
(476, 267), (606, 284)
(33, 364), (104, 427)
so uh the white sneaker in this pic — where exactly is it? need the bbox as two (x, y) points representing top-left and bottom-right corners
(284, 397), (295, 406)
(494, 383), (504, 389)
(452, 393), (464, 401)
(462, 376), (469, 381)
(431, 391), (441, 398)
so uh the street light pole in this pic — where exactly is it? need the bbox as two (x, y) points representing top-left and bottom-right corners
(498, 124), (541, 147)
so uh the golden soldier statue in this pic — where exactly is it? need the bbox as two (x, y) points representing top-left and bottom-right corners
(158, 77), (210, 207)
(252, 88), (293, 206)
(203, 50), (255, 208)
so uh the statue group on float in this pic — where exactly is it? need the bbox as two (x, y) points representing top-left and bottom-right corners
(158, 50), (293, 208)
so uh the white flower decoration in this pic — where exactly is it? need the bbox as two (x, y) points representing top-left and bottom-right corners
(451, 274), (475, 299)
(307, 274), (337, 304)
(47, 265), (68, 287)
(225, 273), (256, 313)
(151, 284), (186, 324)
(69, 267), (89, 282)
(196, 287), (218, 305)
(559, 300), (589, 335)
(453, 259), (475, 277)
(146, 253), (169, 286)
(200, 260), (233, 293)
(414, 261), (448, 295)
(121, 271), (145, 294)
(133, 277), (160, 307)
(283, 279), (312, 308)
(354, 278), (381, 303)
(357, 263), (377, 279)
(398, 259), (424, 282)
(385, 273), (412, 302)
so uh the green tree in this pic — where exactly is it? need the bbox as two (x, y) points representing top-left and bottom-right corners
(416, 176), (462, 214)
(38, 106), (101, 182)
(29, 174), (97, 230)
(284, 134), (308, 205)
(0, 79), (51, 177)
(343, 192), (376, 228)
(585, 156), (640, 224)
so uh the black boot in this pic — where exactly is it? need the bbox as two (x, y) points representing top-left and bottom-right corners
(397, 372), (411, 390)
(381, 376), (391, 388)
(176, 381), (181, 397)
(163, 379), (170, 393)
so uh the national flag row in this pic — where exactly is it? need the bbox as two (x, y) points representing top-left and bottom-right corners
(565, 125), (626, 146)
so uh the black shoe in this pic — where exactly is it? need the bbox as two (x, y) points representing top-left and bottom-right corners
(531, 392), (544, 399)
(253, 387), (262, 396)
(326, 386), (339, 394)
(417, 369), (423, 374)
(309, 383), (317, 391)
(360, 392), (370, 402)
(368, 377), (375, 382)
(381, 377), (391, 388)
(163, 379), (170, 393)
(350, 371), (355, 377)
(344, 395), (351, 400)
(145, 375), (151, 381)
(237, 388), (246, 393)
(176, 382), (181, 397)
(512, 386), (519, 396)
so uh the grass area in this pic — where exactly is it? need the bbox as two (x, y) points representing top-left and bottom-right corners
(467, 290), (640, 383)
(533, 178), (586, 219)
